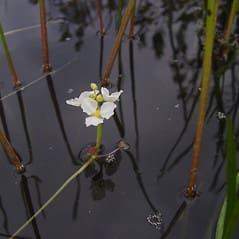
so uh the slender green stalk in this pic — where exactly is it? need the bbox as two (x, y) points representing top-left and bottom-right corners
(216, 119), (239, 239)
(0, 23), (21, 88)
(96, 123), (102, 152)
(185, 0), (219, 198)
(10, 125), (102, 238)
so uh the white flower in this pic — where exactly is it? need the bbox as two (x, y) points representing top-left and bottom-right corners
(101, 87), (123, 102)
(66, 84), (123, 127)
(66, 90), (98, 107)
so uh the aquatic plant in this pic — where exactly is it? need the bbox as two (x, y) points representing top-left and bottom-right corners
(9, 83), (123, 238)
(39, 0), (51, 73)
(185, 0), (219, 198)
(216, 119), (239, 239)
(0, 23), (21, 88)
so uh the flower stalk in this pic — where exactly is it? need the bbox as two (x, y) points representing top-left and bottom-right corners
(9, 124), (103, 238)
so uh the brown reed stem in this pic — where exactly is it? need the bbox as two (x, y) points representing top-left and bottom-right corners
(39, 0), (51, 73)
(0, 129), (25, 173)
(185, 0), (219, 199)
(0, 23), (21, 89)
(101, 0), (135, 86)
(97, 0), (105, 35)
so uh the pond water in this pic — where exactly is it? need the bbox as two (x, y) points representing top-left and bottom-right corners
(0, 0), (239, 238)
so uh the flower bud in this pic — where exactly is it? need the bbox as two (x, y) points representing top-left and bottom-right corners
(90, 83), (98, 90)
(90, 93), (97, 99)
(96, 94), (104, 102)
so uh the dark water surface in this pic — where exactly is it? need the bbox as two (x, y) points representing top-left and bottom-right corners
(0, 1), (239, 238)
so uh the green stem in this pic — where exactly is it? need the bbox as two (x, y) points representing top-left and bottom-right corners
(0, 23), (21, 88)
(96, 123), (102, 152)
(10, 125), (103, 238)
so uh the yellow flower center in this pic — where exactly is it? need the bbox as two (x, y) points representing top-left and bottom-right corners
(94, 109), (101, 118)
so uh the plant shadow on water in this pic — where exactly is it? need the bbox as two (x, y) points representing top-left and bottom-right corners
(0, 0), (239, 238)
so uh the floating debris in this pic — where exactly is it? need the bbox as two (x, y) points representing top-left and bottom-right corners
(105, 153), (116, 163)
(216, 112), (226, 120)
(146, 211), (163, 231)
(117, 140), (130, 150)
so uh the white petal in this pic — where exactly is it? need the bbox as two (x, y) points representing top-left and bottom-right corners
(66, 97), (81, 107)
(101, 87), (123, 102)
(85, 116), (103, 127)
(100, 102), (116, 119)
(66, 90), (99, 107)
(81, 98), (98, 115)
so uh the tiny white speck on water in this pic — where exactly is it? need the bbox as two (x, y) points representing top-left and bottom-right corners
(155, 106), (160, 111)
(174, 103), (180, 109)
(216, 112), (226, 120)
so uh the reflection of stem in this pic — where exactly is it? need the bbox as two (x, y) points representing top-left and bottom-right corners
(126, 150), (158, 212)
(0, 23), (21, 88)
(98, 36), (104, 81)
(161, 201), (187, 239)
(46, 75), (76, 164)
(101, 0), (135, 86)
(129, 40), (139, 162)
(17, 91), (33, 165)
(185, 0), (218, 198)
(20, 176), (42, 239)
(39, 0), (51, 73)
(0, 196), (9, 234)
(0, 129), (24, 173)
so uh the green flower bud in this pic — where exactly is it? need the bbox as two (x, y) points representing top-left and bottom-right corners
(90, 93), (97, 99)
(96, 94), (104, 102)
(90, 83), (98, 90)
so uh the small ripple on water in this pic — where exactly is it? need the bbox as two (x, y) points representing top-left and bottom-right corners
(146, 211), (164, 231)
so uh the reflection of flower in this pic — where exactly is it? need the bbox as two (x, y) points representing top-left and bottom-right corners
(66, 83), (123, 127)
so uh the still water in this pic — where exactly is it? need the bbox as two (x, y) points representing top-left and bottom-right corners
(0, 1), (238, 238)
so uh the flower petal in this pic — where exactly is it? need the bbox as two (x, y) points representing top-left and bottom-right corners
(85, 116), (103, 127)
(101, 87), (123, 102)
(66, 97), (81, 107)
(81, 98), (98, 115)
(100, 102), (116, 119)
